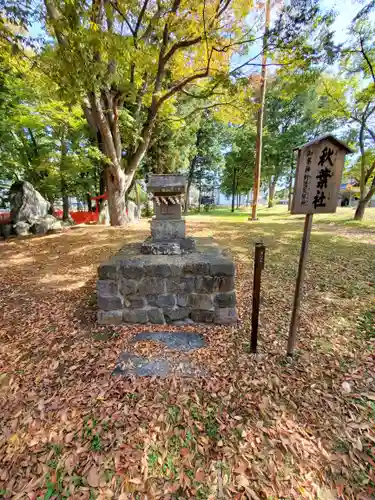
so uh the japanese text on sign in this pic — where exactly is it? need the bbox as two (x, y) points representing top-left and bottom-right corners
(292, 138), (347, 215)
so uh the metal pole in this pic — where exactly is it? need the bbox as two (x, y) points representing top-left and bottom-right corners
(287, 213), (313, 356)
(251, 242), (266, 353)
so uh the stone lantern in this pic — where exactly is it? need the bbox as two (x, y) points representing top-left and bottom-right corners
(141, 174), (195, 255)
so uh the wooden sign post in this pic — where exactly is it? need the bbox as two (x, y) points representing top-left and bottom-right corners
(251, 242), (266, 354)
(287, 135), (353, 356)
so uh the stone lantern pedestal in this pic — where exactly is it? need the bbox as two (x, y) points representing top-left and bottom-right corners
(96, 174), (237, 325)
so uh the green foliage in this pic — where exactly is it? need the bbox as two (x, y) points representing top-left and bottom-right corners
(317, 7), (375, 215)
(0, 47), (103, 203)
(221, 72), (338, 202)
(188, 111), (228, 195)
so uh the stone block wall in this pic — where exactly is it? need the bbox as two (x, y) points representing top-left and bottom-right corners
(97, 241), (237, 325)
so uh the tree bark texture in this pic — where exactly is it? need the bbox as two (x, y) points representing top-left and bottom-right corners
(251, 0), (271, 220)
(62, 194), (70, 221)
(268, 179), (276, 208)
(60, 134), (70, 221)
(354, 199), (367, 220)
(231, 166), (237, 213)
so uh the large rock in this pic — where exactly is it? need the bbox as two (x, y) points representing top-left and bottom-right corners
(14, 221), (31, 236)
(127, 200), (140, 222)
(10, 181), (49, 223)
(30, 215), (60, 235)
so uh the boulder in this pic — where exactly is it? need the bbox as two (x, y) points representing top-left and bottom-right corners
(1, 223), (12, 238)
(127, 200), (140, 222)
(30, 215), (59, 235)
(30, 219), (49, 235)
(10, 181), (49, 223)
(14, 221), (31, 236)
(49, 219), (63, 233)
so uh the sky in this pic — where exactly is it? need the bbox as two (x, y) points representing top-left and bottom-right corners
(321, 0), (369, 43)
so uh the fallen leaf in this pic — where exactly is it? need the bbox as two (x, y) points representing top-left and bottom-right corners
(65, 432), (75, 444)
(353, 437), (363, 452)
(87, 466), (100, 488)
(341, 381), (351, 394)
(237, 475), (250, 488)
(195, 469), (205, 482)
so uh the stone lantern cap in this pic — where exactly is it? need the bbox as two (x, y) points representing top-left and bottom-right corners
(147, 174), (186, 194)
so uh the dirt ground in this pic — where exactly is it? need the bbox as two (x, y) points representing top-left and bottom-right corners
(1, 208), (374, 499)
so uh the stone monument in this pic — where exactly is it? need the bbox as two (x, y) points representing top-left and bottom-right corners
(97, 174), (237, 325)
(140, 174), (195, 255)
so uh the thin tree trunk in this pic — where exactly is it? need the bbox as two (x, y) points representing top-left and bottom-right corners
(198, 180), (202, 213)
(354, 117), (370, 221)
(87, 194), (92, 211)
(359, 120), (366, 202)
(184, 156), (197, 214)
(251, 0), (271, 221)
(184, 179), (192, 215)
(231, 166), (237, 213)
(354, 177), (375, 220)
(288, 150), (296, 211)
(268, 179), (276, 208)
(60, 133), (70, 221)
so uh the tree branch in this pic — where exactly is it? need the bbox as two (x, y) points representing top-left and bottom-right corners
(157, 70), (210, 107)
(164, 36), (202, 63)
(163, 100), (242, 123)
(217, 0), (232, 19)
(363, 173), (375, 202)
(365, 159), (375, 185)
(109, 0), (135, 37)
(134, 0), (150, 38)
(359, 36), (375, 84)
(44, 0), (68, 47)
(140, 4), (163, 41)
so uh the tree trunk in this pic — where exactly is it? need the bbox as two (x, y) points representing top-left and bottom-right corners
(231, 167), (236, 213)
(198, 181), (202, 213)
(87, 193), (92, 211)
(359, 119), (366, 202)
(354, 177), (375, 220)
(184, 178), (192, 215)
(48, 197), (55, 215)
(354, 199), (367, 220)
(60, 132), (70, 221)
(104, 166), (127, 225)
(268, 179), (276, 208)
(251, 0), (271, 221)
(62, 194), (69, 221)
(236, 192), (240, 209)
(288, 150), (296, 211)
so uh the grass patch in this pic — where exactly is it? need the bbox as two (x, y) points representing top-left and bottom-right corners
(357, 310), (375, 339)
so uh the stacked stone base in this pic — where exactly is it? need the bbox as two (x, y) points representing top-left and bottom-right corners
(97, 238), (237, 325)
(140, 236), (196, 255)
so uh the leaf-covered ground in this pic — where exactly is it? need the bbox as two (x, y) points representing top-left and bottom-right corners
(1, 207), (374, 499)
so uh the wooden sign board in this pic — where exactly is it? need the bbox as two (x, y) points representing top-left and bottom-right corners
(292, 136), (352, 215)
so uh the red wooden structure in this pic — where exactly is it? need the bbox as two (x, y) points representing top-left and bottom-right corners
(0, 193), (108, 226)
